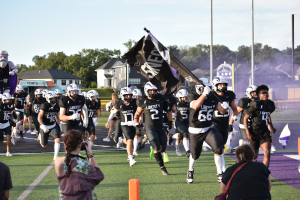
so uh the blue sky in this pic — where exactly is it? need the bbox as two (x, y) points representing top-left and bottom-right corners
(1, 0), (300, 66)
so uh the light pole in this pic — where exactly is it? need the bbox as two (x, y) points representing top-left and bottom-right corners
(210, 0), (213, 83)
(251, 0), (254, 85)
(292, 14), (294, 81)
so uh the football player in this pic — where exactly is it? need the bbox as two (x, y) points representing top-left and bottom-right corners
(85, 90), (101, 147)
(234, 85), (257, 146)
(133, 89), (145, 150)
(26, 89), (45, 139)
(212, 76), (238, 179)
(106, 87), (138, 166)
(38, 91), (61, 160)
(54, 89), (63, 99)
(243, 85), (276, 168)
(186, 78), (228, 184)
(12, 85), (28, 138)
(0, 93), (17, 156)
(173, 89), (190, 157)
(134, 82), (172, 175)
(59, 84), (87, 136)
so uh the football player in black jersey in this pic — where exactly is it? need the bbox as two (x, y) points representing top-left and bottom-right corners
(133, 89), (145, 151)
(54, 89), (63, 99)
(234, 85), (257, 146)
(173, 89), (190, 157)
(59, 84), (87, 136)
(134, 82), (172, 175)
(212, 76), (238, 179)
(0, 93), (18, 156)
(244, 85), (276, 168)
(38, 91), (61, 160)
(85, 90), (100, 147)
(12, 85), (28, 138)
(186, 78), (229, 184)
(107, 87), (138, 166)
(26, 89), (45, 139)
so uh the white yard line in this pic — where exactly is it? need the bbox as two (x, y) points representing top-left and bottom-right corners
(17, 162), (54, 200)
(284, 154), (300, 161)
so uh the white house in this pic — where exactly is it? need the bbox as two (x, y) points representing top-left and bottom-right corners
(95, 58), (125, 88)
(18, 69), (82, 94)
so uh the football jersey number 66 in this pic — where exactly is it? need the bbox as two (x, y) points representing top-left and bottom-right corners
(198, 110), (213, 122)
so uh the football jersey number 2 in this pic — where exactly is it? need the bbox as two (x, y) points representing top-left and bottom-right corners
(198, 110), (213, 122)
(150, 109), (159, 120)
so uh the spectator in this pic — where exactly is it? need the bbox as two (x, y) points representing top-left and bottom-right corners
(221, 144), (271, 200)
(0, 161), (13, 200)
(55, 130), (104, 200)
(104, 93), (118, 141)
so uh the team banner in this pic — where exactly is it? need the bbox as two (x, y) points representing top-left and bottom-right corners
(122, 31), (202, 96)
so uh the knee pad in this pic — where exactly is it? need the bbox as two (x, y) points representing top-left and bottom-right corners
(150, 140), (160, 151)
(213, 148), (223, 155)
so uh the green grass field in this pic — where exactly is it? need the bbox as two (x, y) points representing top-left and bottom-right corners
(2, 151), (300, 200)
(81, 88), (115, 98)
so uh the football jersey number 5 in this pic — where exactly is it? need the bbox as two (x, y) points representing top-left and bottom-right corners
(198, 110), (213, 122)
(180, 111), (188, 119)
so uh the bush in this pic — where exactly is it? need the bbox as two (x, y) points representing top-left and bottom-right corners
(90, 81), (97, 88)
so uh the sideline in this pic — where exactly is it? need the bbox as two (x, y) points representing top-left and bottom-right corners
(16, 161), (54, 200)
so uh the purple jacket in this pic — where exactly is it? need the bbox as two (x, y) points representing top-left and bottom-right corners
(56, 157), (104, 200)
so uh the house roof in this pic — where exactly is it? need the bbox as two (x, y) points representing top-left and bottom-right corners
(18, 69), (82, 80)
(46, 81), (56, 87)
(95, 58), (125, 71)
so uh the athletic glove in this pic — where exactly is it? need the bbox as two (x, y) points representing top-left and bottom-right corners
(40, 124), (49, 133)
(9, 71), (15, 76)
(202, 86), (211, 96)
(12, 119), (18, 124)
(229, 124), (233, 132)
(70, 113), (80, 120)
(168, 121), (173, 131)
(220, 102), (229, 110)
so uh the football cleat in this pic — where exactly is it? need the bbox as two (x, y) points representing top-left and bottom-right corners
(217, 173), (223, 183)
(6, 152), (12, 157)
(161, 167), (169, 175)
(186, 170), (194, 184)
(133, 151), (139, 156)
(130, 159), (137, 167)
(31, 131), (36, 135)
(271, 145), (276, 152)
(150, 146), (154, 159)
(163, 153), (169, 163)
(186, 150), (191, 158)
(103, 138), (110, 142)
(26, 130), (32, 134)
(176, 150), (182, 156)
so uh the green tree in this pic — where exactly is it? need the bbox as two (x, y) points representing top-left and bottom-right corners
(123, 39), (137, 52)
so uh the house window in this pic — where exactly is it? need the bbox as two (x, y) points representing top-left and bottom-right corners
(69, 80), (73, 84)
(62, 80), (66, 85)
(129, 78), (141, 84)
(54, 79), (57, 84)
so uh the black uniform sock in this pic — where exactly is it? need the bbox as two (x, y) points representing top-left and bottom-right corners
(20, 131), (23, 136)
(154, 152), (164, 168)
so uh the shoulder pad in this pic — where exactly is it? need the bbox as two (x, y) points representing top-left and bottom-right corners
(249, 101), (258, 109)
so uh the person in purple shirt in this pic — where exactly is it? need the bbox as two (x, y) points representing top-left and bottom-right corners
(55, 129), (104, 200)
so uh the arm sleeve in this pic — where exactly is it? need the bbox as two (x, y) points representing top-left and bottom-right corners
(82, 165), (104, 190)
(8, 61), (17, 71)
(40, 103), (47, 111)
(59, 98), (66, 108)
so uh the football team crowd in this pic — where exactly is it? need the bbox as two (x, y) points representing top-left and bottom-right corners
(0, 75), (276, 184)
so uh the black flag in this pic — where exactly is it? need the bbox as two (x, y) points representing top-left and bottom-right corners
(122, 31), (202, 97)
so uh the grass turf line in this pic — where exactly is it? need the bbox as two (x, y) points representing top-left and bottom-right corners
(2, 151), (299, 199)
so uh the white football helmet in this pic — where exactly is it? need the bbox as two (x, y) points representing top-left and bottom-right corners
(120, 87), (133, 102)
(54, 89), (62, 95)
(133, 89), (142, 98)
(35, 89), (43, 99)
(144, 82), (158, 98)
(2, 93), (12, 103)
(16, 85), (24, 92)
(176, 89), (189, 102)
(46, 91), (57, 104)
(195, 78), (211, 95)
(67, 84), (80, 98)
(212, 76), (228, 92)
(246, 85), (257, 99)
(42, 89), (49, 98)
(80, 92), (87, 98)
(87, 90), (99, 103)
